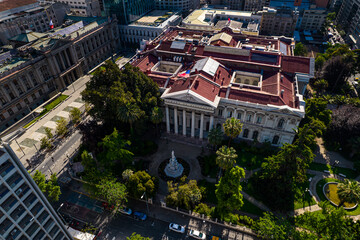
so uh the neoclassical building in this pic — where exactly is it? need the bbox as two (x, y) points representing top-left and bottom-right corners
(132, 27), (314, 146)
(0, 16), (120, 132)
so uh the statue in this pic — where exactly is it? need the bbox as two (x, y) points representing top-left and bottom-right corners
(164, 150), (184, 178)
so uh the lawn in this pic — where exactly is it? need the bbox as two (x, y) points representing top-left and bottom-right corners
(309, 162), (358, 179)
(236, 151), (264, 170)
(294, 174), (317, 210)
(316, 178), (360, 215)
(23, 94), (69, 128)
(240, 198), (265, 217)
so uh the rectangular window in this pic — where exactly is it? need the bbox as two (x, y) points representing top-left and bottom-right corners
(218, 109), (223, 116)
(8, 108), (14, 116)
(227, 111), (232, 118)
(256, 116), (262, 124)
(237, 113), (242, 120)
(246, 114), (252, 122)
(16, 103), (22, 111)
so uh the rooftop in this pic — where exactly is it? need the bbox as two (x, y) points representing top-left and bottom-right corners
(133, 28), (313, 109)
(0, 0), (36, 12)
(131, 10), (179, 27)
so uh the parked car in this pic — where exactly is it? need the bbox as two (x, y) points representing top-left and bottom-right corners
(119, 207), (132, 215)
(188, 229), (206, 239)
(169, 223), (185, 233)
(134, 211), (147, 221)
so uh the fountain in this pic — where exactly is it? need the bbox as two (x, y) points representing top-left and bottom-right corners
(164, 150), (184, 178)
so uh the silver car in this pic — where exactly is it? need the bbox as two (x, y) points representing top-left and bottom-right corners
(169, 223), (185, 233)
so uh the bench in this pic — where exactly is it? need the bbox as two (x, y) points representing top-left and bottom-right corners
(308, 177), (312, 182)
(339, 173), (347, 178)
(324, 170), (330, 174)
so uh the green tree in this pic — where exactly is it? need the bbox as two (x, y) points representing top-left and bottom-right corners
(40, 137), (52, 151)
(223, 117), (243, 147)
(98, 128), (133, 170)
(315, 55), (326, 71)
(70, 107), (82, 125)
(127, 233), (150, 240)
(215, 166), (245, 215)
(255, 212), (292, 240)
(216, 145), (237, 173)
(128, 171), (157, 198)
(45, 127), (53, 139)
(337, 179), (360, 207)
(150, 106), (163, 135)
(122, 169), (134, 181)
(96, 177), (127, 210)
(294, 42), (307, 56)
(55, 118), (68, 137)
(194, 203), (213, 217)
(166, 176), (202, 210)
(32, 171), (61, 202)
(326, 12), (336, 21)
(208, 127), (223, 150)
(81, 61), (160, 131)
(32, 170), (47, 192)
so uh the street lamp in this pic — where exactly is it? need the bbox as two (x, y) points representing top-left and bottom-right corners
(57, 203), (69, 229)
(141, 192), (149, 215)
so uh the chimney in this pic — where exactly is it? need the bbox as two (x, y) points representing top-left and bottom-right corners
(195, 68), (198, 74)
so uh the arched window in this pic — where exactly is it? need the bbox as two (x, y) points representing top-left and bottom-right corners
(227, 111), (232, 118)
(272, 135), (279, 145)
(252, 131), (258, 140)
(243, 129), (249, 138)
(277, 119), (285, 128)
(244, 79), (250, 84)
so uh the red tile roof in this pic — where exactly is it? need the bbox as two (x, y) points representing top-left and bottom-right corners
(0, 0), (36, 11)
(191, 76), (220, 101)
(281, 55), (310, 74)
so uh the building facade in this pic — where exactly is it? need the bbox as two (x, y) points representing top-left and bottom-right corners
(155, 0), (200, 12)
(0, 16), (120, 132)
(0, 143), (72, 239)
(300, 7), (327, 31)
(260, 7), (299, 37)
(243, 0), (269, 12)
(103, 0), (155, 25)
(132, 27), (314, 146)
(0, 2), (69, 45)
(336, 0), (360, 48)
(39, 0), (101, 17)
(118, 10), (182, 44)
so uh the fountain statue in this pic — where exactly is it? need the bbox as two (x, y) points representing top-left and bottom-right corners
(164, 150), (184, 178)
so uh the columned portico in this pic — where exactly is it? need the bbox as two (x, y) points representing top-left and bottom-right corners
(182, 109), (186, 136)
(174, 108), (178, 134)
(166, 106), (170, 133)
(191, 111), (195, 137)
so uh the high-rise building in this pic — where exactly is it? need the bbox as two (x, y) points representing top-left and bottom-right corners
(243, 0), (270, 11)
(336, 0), (360, 48)
(155, 0), (200, 12)
(103, 0), (155, 25)
(0, 143), (72, 240)
(39, 0), (102, 17)
(259, 7), (299, 37)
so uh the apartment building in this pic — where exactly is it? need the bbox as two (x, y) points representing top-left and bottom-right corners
(132, 27), (314, 145)
(259, 7), (299, 37)
(39, 0), (101, 17)
(337, 0), (360, 48)
(300, 7), (327, 31)
(155, 0), (200, 12)
(0, 16), (120, 132)
(243, 0), (269, 11)
(0, 1), (69, 45)
(0, 143), (72, 240)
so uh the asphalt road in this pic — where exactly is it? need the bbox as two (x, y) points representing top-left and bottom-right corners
(99, 214), (255, 240)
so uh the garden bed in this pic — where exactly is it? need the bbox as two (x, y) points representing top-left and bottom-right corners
(309, 162), (358, 179)
(323, 182), (357, 209)
(158, 158), (190, 182)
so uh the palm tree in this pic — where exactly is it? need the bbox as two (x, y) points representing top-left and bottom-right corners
(223, 117), (243, 147)
(117, 101), (144, 134)
(150, 106), (163, 136)
(216, 145), (238, 177)
(208, 127), (223, 150)
(337, 179), (360, 207)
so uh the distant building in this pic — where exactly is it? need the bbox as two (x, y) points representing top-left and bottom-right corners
(300, 6), (327, 31)
(119, 10), (182, 44)
(0, 143), (72, 239)
(182, 9), (261, 35)
(155, 0), (200, 13)
(336, 0), (360, 48)
(103, 0), (155, 25)
(0, 16), (119, 132)
(244, 0), (270, 12)
(259, 7), (298, 37)
(0, 1), (69, 45)
(39, 0), (101, 17)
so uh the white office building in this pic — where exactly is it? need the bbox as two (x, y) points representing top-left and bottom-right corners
(0, 143), (72, 240)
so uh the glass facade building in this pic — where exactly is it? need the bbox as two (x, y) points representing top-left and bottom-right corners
(0, 143), (72, 240)
(103, 0), (155, 24)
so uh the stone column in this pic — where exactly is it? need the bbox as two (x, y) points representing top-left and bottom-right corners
(199, 113), (204, 139)
(209, 115), (214, 131)
(165, 106), (170, 133)
(243, 110), (247, 122)
(264, 115), (269, 127)
(63, 50), (71, 67)
(191, 111), (195, 137)
(182, 109), (186, 136)
(0, 87), (11, 102)
(284, 119), (290, 131)
(174, 108), (178, 134)
(223, 107), (227, 118)
(10, 82), (20, 97)
(253, 112), (257, 124)
(234, 109), (237, 119)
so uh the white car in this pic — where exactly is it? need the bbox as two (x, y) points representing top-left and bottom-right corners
(169, 223), (185, 233)
(189, 229), (206, 240)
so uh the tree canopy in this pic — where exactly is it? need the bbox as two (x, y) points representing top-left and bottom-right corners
(32, 171), (61, 202)
(215, 166), (245, 214)
(337, 179), (360, 207)
(81, 61), (160, 131)
(127, 171), (157, 198)
(223, 117), (243, 146)
(294, 42), (307, 56)
(216, 146), (237, 171)
(96, 177), (127, 210)
(56, 117), (68, 137)
(127, 233), (150, 240)
(208, 127), (223, 150)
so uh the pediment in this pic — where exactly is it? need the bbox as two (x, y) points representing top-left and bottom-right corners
(161, 90), (219, 108)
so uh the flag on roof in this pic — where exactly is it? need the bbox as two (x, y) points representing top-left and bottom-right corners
(178, 70), (190, 78)
(228, 18), (231, 23)
(49, 20), (54, 29)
